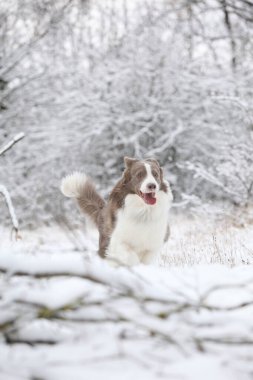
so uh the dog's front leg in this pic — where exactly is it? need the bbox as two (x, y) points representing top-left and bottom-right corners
(141, 250), (157, 265)
(106, 241), (140, 267)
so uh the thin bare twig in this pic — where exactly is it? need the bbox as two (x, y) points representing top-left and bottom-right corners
(0, 132), (25, 156)
(0, 185), (21, 240)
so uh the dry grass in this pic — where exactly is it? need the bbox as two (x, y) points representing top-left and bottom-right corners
(161, 212), (253, 267)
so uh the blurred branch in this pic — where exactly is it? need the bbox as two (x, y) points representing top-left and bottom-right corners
(0, 133), (24, 238)
(0, 185), (20, 239)
(0, 132), (25, 156)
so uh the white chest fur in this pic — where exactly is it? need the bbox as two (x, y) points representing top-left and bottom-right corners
(106, 190), (172, 266)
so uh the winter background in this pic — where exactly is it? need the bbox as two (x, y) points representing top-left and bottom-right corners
(1, 0), (253, 379)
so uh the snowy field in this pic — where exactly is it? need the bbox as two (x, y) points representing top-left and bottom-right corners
(1, 213), (253, 380)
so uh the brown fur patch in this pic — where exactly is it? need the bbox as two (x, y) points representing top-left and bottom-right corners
(77, 179), (105, 228)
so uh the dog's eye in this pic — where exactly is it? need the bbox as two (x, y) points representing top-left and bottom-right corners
(136, 171), (144, 179)
(153, 171), (159, 178)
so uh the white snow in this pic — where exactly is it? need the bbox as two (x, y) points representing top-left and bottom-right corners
(0, 216), (253, 379)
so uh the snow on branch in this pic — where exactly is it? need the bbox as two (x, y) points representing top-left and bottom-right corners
(0, 133), (24, 238)
(0, 132), (25, 157)
(0, 185), (20, 239)
(0, 251), (253, 377)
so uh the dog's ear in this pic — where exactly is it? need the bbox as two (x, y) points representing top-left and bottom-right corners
(146, 158), (164, 180)
(159, 165), (164, 180)
(124, 156), (138, 168)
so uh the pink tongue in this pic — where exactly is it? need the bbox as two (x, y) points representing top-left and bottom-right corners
(143, 193), (156, 205)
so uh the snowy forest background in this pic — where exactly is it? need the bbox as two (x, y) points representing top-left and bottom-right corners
(1, 1), (253, 380)
(1, 0), (253, 228)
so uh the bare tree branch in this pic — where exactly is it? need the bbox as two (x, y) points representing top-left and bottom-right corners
(0, 185), (20, 239)
(0, 132), (25, 157)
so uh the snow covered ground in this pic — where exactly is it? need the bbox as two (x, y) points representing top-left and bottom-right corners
(163, 212), (253, 266)
(0, 213), (253, 380)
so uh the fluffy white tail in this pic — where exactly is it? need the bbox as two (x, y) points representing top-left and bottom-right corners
(60, 172), (87, 198)
(60, 172), (105, 229)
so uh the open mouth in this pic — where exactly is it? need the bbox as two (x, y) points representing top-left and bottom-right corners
(140, 191), (157, 205)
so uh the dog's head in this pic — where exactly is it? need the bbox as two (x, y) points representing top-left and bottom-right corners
(123, 157), (165, 205)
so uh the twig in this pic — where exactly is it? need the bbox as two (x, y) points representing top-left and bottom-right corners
(0, 185), (21, 240)
(0, 132), (25, 156)
(0, 133), (25, 238)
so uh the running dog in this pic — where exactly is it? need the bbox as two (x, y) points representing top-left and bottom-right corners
(60, 157), (173, 266)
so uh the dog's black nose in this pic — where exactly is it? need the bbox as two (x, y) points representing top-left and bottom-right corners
(147, 183), (156, 190)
